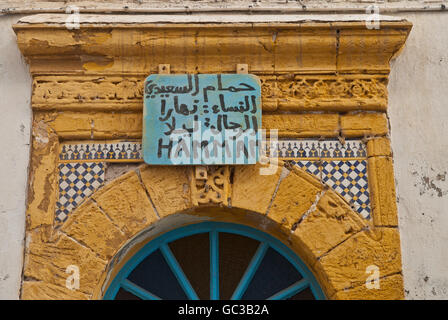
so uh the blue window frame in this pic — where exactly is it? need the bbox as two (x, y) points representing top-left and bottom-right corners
(103, 222), (325, 300)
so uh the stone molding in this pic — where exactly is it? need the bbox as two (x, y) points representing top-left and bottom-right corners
(32, 74), (388, 112)
(2, 2), (447, 14)
(15, 17), (411, 76)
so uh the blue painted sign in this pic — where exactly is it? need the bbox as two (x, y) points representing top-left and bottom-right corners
(142, 74), (262, 165)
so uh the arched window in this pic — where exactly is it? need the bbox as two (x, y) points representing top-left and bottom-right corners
(104, 222), (325, 300)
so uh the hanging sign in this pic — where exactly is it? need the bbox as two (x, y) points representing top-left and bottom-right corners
(142, 74), (262, 165)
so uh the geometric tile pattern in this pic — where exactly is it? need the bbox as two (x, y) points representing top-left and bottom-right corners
(277, 139), (371, 219)
(59, 141), (142, 163)
(321, 160), (370, 219)
(55, 162), (105, 222)
(55, 139), (371, 222)
(295, 160), (321, 179)
(61, 139), (366, 162)
(293, 159), (371, 219)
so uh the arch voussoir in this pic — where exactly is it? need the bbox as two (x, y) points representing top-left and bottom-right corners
(293, 190), (369, 260)
(139, 165), (194, 218)
(316, 227), (403, 299)
(267, 165), (324, 229)
(60, 200), (128, 261)
(22, 230), (107, 299)
(91, 170), (159, 238)
(22, 161), (402, 300)
(231, 161), (285, 214)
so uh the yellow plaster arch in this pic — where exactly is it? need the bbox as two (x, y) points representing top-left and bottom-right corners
(21, 162), (403, 300)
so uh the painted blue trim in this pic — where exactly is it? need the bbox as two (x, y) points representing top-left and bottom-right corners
(210, 230), (220, 300)
(103, 222), (326, 300)
(160, 243), (199, 300)
(267, 279), (309, 300)
(230, 242), (268, 300)
(121, 279), (161, 300)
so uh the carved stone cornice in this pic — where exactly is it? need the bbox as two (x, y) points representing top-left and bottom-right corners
(15, 14), (411, 140)
(15, 14), (411, 117)
(15, 15), (411, 76)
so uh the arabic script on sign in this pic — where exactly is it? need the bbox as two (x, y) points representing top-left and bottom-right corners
(142, 74), (262, 165)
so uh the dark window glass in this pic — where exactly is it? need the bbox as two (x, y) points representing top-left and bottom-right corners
(169, 233), (210, 299)
(127, 249), (187, 299)
(242, 247), (302, 300)
(287, 287), (315, 300)
(115, 288), (141, 300)
(114, 230), (318, 300)
(219, 232), (260, 299)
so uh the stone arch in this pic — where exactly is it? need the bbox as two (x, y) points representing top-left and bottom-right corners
(22, 161), (403, 300)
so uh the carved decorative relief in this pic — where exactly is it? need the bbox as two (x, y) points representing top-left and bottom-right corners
(32, 77), (144, 110)
(32, 75), (388, 112)
(261, 76), (388, 111)
(190, 166), (232, 206)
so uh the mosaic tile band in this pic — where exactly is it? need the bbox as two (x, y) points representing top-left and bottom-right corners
(55, 139), (371, 222)
(59, 141), (143, 163)
(59, 140), (367, 162)
(267, 140), (367, 159)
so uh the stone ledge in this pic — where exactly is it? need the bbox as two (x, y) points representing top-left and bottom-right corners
(14, 16), (411, 75)
(2, 2), (445, 15)
(16, 13), (407, 25)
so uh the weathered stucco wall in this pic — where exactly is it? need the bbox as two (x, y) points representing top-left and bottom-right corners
(0, 14), (31, 299)
(0, 7), (447, 299)
(388, 12), (448, 300)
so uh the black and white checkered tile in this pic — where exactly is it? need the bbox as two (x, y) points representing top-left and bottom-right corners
(291, 159), (370, 219)
(55, 162), (105, 222)
(321, 160), (370, 219)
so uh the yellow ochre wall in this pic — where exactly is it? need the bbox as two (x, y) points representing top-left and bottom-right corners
(14, 15), (411, 300)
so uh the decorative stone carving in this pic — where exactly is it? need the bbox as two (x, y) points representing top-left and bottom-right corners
(191, 166), (232, 206)
(32, 75), (388, 112)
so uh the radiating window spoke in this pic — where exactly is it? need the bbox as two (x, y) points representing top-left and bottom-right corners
(160, 243), (199, 300)
(267, 279), (309, 300)
(231, 242), (269, 300)
(121, 279), (161, 300)
(107, 223), (324, 300)
(210, 230), (219, 300)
